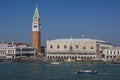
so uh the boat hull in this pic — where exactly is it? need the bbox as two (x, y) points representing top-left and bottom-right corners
(75, 70), (97, 74)
(76, 72), (97, 74)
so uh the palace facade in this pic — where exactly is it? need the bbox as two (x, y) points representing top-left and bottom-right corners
(46, 37), (113, 61)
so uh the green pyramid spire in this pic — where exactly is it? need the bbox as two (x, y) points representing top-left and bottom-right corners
(33, 1), (40, 19)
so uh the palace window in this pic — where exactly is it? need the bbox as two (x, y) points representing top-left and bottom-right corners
(107, 51), (108, 54)
(70, 46), (72, 50)
(118, 51), (119, 55)
(57, 45), (60, 49)
(91, 47), (94, 49)
(114, 56), (116, 58)
(64, 45), (67, 49)
(76, 45), (79, 48)
(50, 45), (53, 48)
(83, 47), (86, 49)
(114, 51), (115, 55)
(107, 56), (109, 58)
(110, 51), (112, 54)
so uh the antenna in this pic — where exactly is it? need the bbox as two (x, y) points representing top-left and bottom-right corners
(36, 0), (38, 8)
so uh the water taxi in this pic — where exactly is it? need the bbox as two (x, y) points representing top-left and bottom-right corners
(75, 70), (97, 74)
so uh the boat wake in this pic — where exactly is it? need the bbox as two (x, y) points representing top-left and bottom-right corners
(98, 72), (120, 75)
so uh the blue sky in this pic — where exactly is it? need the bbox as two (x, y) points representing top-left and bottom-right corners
(0, 0), (120, 46)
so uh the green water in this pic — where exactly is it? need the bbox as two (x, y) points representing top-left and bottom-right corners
(0, 62), (120, 80)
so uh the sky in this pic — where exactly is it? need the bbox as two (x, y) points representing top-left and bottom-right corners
(0, 0), (120, 46)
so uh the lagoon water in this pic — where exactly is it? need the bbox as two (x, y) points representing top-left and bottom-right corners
(0, 62), (120, 80)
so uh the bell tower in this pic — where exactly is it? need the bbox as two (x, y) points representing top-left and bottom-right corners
(32, 0), (41, 54)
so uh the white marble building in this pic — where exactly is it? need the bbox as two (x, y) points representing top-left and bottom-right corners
(0, 42), (36, 59)
(46, 37), (113, 61)
(102, 47), (120, 60)
(0, 43), (15, 59)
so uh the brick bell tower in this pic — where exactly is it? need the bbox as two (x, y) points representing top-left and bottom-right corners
(32, 2), (41, 55)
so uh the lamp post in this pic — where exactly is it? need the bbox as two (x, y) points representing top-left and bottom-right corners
(34, 48), (36, 59)
(20, 48), (22, 61)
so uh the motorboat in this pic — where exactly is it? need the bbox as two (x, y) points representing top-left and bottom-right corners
(75, 70), (97, 74)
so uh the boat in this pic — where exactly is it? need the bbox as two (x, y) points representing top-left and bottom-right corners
(51, 62), (60, 64)
(75, 70), (97, 74)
